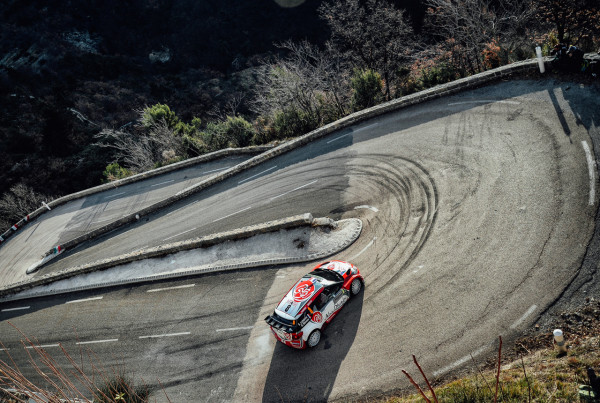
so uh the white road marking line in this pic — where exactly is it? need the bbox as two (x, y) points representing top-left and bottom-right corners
(327, 132), (353, 144)
(26, 344), (60, 349)
(151, 179), (175, 187)
(2, 306), (30, 312)
(104, 192), (126, 199)
(147, 284), (195, 293)
(139, 332), (191, 339)
(349, 237), (377, 260)
(66, 296), (103, 304)
(433, 346), (488, 377)
(356, 122), (379, 132)
(164, 227), (197, 241)
(0, 348), (9, 351)
(216, 326), (254, 332)
(327, 123), (379, 144)
(582, 141), (596, 206)
(76, 339), (118, 345)
(204, 166), (230, 174)
(270, 180), (319, 201)
(447, 100), (521, 106)
(510, 304), (538, 329)
(354, 205), (379, 212)
(213, 206), (252, 223)
(238, 166), (277, 184)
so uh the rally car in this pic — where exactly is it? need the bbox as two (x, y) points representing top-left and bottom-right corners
(265, 260), (363, 349)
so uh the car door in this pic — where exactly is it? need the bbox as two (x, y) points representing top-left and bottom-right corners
(321, 285), (346, 322)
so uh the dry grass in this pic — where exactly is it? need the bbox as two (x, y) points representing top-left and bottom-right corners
(380, 334), (600, 403)
(0, 322), (165, 402)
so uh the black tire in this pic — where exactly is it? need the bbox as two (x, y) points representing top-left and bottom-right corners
(350, 278), (362, 296)
(307, 329), (321, 348)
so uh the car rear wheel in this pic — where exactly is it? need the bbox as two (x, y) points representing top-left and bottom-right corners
(350, 278), (362, 296)
(307, 330), (321, 348)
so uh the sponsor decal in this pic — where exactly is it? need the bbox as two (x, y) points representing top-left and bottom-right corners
(293, 280), (315, 302)
(333, 295), (349, 311)
(273, 328), (291, 341)
(299, 314), (310, 327)
(312, 311), (323, 323)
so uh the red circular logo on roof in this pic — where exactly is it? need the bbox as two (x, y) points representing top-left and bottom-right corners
(293, 280), (315, 302)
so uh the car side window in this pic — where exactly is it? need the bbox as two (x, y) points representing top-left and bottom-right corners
(315, 291), (329, 310)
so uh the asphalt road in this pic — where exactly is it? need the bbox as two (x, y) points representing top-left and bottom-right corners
(0, 154), (252, 286)
(1, 79), (599, 402)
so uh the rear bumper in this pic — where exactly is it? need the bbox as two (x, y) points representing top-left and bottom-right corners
(269, 327), (306, 349)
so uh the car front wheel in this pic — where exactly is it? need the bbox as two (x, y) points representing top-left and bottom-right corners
(350, 278), (362, 296)
(307, 330), (321, 348)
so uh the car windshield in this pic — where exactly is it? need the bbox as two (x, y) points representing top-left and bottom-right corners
(310, 268), (344, 283)
(275, 275), (324, 320)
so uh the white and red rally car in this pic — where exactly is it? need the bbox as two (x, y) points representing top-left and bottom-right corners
(265, 260), (363, 349)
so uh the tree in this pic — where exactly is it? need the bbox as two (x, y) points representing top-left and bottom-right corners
(426, 0), (535, 74)
(95, 120), (186, 173)
(0, 184), (53, 230)
(350, 69), (383, 110)
(534, 0), (600, 47)
(319, 0), (417, 100)
(251, 40), (351, 137)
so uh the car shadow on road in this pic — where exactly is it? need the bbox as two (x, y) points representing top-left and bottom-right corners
(261, 291), (364, 403)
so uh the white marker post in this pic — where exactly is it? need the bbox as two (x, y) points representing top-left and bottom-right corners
(553, 329), (567, 354)
(536, 46), (546, 73)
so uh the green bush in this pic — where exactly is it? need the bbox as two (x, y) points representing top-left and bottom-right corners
(183, 133), (210, 155)
(419, 62), (458, 88)
(272, 108), (318, 139)
(102, 162), (132, 182)
(221, 116), (255, 147)
(350, 69), (383, 111)
(199, 116), (256, 151)
(140, 103), (180, 129)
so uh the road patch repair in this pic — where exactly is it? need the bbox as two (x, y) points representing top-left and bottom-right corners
(0, 214), (362, 302)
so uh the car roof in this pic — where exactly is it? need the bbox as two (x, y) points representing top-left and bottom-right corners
(274, 261), (351, 320)
(275, 274), (325, 320)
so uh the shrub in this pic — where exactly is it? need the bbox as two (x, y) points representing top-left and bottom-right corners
(183, 133), (210, 155)
(221, 116), (255, 147)
(140, 103), (180, 129)
(94, 374), (150, 403)
(350, 69), (383, 111)
(270, 108), (319, 139)
(419, 61), (458, 88)
(102, 162), (132, 182)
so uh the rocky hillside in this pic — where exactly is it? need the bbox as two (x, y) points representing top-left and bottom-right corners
(0, 0), (338, 197)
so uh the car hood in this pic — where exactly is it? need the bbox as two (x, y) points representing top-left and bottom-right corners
(275, 276), (324, 320)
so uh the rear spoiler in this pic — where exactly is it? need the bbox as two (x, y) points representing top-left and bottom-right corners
(265, 315), (285, 329)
